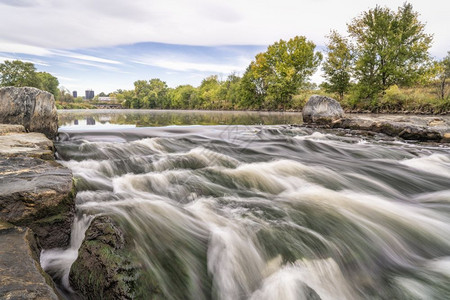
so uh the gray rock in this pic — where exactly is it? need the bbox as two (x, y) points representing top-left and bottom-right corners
(0, 132), (54, 159)
(69, 216), (156, 300)
(0, 87), (58, 139)
(302, 95), (344, 124)
(0, 124), (25, 135)
(0, 127), (75, 249)
(331, 115), (450, 142)
(0, 223), (60, 299)
(0, 156), (75, 249)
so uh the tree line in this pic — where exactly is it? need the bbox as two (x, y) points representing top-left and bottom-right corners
(0, 60), (60, 97)
(1, 3), (449, 112)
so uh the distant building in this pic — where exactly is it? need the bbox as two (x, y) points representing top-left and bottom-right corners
(86, 117), (96, 125)
(98, 97), (116, 102)
(73, 91), (77, 98)
(85, 90), (94, 100)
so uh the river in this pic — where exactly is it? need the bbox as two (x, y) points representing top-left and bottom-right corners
(42, 110), (450, 299)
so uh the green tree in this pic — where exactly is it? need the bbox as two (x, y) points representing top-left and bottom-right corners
(321, 31), (353, 100)
(168, 85), (198, 109)
(56, 86), (74, 102)
(348, 3), (433, 98)
(241, 36), (322, 109)
(239, 63), (266, 109)
(0, 60), (40, 87)
(219, 73), (241, 109)
(198, 75), (221, 109)
(148, 78), (169, 108)
(436, 52), (450, 100)
(37, 72), (59, 97)
(116, 89), (135, 108)
(134, 79), (169, 108)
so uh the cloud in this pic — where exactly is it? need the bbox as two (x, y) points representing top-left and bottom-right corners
(133, 56), (247, 74)
(53, 50), (122, 65)
(0, 0), (448, 57)
(0, 55), (49, 66)
(0, 41), (53, 56)
(0, 0), (37, 7)
(67, 60), (119, 71)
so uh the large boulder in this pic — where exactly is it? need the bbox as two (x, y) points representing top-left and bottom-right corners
(302, 95), (344, 124)
(0, 87), (58, 139)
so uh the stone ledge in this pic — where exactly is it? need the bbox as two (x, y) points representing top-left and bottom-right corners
(330, 116), (450, 142)
(0, 132), (54, 159)
(0, 124), (25, 135)
(0, 224), (59, 299)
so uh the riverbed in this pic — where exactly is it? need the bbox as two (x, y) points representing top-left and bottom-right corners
(44, 110), (450, 299)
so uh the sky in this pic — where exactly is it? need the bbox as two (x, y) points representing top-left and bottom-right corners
(0, 0), (448, 95)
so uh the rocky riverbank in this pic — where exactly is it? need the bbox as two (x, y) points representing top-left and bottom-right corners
(302, 95), (450, 143)
(0, 87), (75, 299)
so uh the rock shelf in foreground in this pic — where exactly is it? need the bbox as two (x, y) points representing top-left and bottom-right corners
(0, 125), (75, 299)
(0, 222), (59, 300)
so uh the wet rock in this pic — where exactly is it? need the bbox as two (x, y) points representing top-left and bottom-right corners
(0, 87), (58, 139)
(302, 95), (344, 124)
(0, 156), (75, 249)
(0, 223), (60, 299)
(330, 116), (450, 142)
(442, 132), (450, 143)
(69, 216), (159, 299)
(427, 118), (446, 127)
(0, 126), (75, 249)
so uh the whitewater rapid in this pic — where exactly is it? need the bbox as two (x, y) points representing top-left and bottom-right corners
(43, 125), (450, 299)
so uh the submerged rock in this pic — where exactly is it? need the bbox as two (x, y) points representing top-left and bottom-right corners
(302, 95), (344, 124)
(0, 87), (58, 139)
(0, 222), (59, 299)
(69, 216), (160, 299)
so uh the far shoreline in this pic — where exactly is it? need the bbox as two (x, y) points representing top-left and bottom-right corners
(57, 107), (450, 116)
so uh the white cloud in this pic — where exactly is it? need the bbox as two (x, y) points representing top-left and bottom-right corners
(52, 74), (77, 82)
(0, 40), (52, 56)
(0, 55), (49, 66)
(67, 60), (119, 71)
(53, 50), (121, 65)
(0, 0), (448, 57)
(133, 56), (247, 74)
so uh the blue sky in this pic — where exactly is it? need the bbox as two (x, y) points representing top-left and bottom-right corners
(0, 42), (266, 93)
(0, 0), (448, 94)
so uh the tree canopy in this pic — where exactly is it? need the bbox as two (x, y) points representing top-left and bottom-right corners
(0, 60), (40, 88)
(241, 36), (322, 109)
(348, 2), (433, 98)
(0, 60), (59, 97)
(321, 31), (353, 100)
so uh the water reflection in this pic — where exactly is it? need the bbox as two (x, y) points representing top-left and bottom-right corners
(58, 109), (303, 128)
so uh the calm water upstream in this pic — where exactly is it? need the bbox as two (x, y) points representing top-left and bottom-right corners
(43, 110), (450, 299)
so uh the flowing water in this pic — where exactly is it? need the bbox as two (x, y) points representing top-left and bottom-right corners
(42, 110), (450, 299)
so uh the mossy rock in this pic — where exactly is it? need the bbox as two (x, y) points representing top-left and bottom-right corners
(69, 216), (162, 299)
